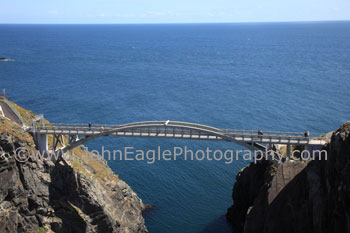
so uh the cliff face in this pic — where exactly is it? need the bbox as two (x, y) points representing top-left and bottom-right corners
(227, 122), (350, 233)
(0, 109), (147, 232)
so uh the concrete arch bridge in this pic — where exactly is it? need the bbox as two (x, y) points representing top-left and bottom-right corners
(29, 120), (327, 158)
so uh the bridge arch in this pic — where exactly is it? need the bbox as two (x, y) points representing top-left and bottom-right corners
(55, 121), (258, 154)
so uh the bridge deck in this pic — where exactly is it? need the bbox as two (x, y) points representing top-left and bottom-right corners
(30, 122), (327, 146)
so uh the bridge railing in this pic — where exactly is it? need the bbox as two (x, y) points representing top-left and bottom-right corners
(224, 129), (304, 136)
(51, 123), (117, 128)
(34, 123), (311, 141)
(47, 123), (305, 134)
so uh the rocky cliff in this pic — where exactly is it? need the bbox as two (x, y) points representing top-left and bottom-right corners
(0, 103), (147, 233)
(227, 122), (350, 233)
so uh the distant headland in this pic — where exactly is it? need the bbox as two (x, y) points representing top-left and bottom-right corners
(0, 57), (14, 61)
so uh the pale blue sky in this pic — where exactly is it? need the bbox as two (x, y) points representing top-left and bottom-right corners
(1, 0), (350, 24)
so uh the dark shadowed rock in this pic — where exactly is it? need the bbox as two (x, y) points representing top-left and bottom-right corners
(0, 110), (147, 232)
(226, 159), (274, 232)
(227, 122), (350, 233)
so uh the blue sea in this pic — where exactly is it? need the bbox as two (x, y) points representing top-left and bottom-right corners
(1, 22), (350, 233)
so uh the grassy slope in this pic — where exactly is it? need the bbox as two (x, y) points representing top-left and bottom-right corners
(3, 101), (119, 181)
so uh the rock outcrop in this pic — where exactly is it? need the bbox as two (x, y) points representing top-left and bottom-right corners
(227, 122), (350, 233)
(0, 104), (147, 233)
(0, 58), (14, 62)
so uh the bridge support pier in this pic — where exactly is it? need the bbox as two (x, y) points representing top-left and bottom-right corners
(32, 115), (48, 153)
(36, 134), (48, 153)
(286, 144), (291, 159)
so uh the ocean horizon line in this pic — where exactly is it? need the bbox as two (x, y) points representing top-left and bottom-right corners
(1, 19), (350, 25)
